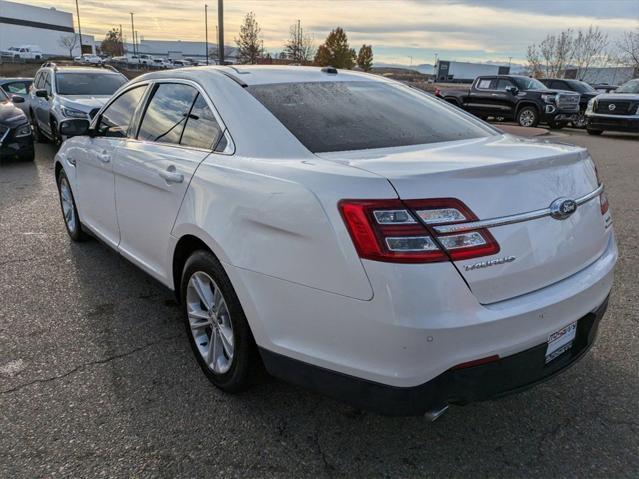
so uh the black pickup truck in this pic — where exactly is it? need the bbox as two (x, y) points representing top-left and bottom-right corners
(539, 78), (598, 127)
(435, 75), (581, 128)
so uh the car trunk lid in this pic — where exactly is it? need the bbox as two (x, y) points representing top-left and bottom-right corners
(318, 135), (612, 304)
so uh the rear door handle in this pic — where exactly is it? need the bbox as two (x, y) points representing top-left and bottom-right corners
(97, 152), (110, 163)
(159, 167), (184, 184)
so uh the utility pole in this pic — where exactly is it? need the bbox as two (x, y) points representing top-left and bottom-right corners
(119, 24), (123, 56)
(217, 0), (224, 65)
(205, 4), (209, 65)
(75, 0), (84, 54)
(130, 12), (136, 57)
(508, 56), (512, 69)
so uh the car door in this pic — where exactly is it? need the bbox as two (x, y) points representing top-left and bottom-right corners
(493, 78), (518, 118)
(75, 84), (148, 248)
(466, 77), (497, 116)
(113, 81), (226, 283)
(33, 71), (50, 131)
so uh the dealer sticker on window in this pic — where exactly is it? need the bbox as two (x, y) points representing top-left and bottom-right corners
(545, 321), (577, 364)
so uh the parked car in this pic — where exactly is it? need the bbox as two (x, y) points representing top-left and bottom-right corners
(74, 54), (103, 65)
(0, 88), (34, 161)
(585, 78), (639, 136)
(0, 77), (33, 115)
(0, 45), (43, 60)
(170, 59), (189, 68)
(436, 75), (581, 128)
(29, 63), (128, 144)
(590, 83), (618, 93)
(128, 54), (154, 66)
(54, 66), (616, 417)
(539, 78), (599, 128)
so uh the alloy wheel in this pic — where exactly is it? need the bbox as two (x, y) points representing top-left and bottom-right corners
(519, 110), (536, 127)
(186, 271), (235, 374)
(59, 177), (76, 233)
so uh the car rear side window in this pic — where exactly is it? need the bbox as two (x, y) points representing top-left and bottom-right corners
(97, 85), (146, 138)
(247, 81), (494, 153)
(4, 81), (30, 95)
(180, 94), (223, 150)
(137, 83), (198, 145)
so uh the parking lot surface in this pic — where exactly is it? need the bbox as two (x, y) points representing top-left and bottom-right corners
(1, 129), (638, 478)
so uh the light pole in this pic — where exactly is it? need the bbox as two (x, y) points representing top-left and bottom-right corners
(205, 4), (209, 65)
(130, 12), (136, 57)
(75, 0), (83, 55)
(217, 0), (224, 65)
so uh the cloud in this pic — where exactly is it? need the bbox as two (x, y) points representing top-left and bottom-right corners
(21, 0), (639, 63)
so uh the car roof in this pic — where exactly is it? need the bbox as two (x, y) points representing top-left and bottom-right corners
(42, 66), (121, 75)
(132, 65), (388, 86)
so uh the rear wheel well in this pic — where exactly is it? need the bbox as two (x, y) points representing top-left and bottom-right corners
(54, 161), (63, 180)
(172, 235), (214, 303)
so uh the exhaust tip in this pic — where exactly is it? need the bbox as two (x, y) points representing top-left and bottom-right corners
(424, 404), (449, 422)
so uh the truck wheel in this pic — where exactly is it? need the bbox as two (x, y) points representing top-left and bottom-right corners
(517, 107), (539, 128)
(587, 129), (603, 136)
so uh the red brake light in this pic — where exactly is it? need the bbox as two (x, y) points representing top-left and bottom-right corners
(339, 198), (499, 264)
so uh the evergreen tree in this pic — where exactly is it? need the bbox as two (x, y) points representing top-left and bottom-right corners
(314, 27), (356, 69)
(356, 44), (373, 71)
(235, 12), (264, 64)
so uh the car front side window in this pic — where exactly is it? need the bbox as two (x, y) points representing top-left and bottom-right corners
(97, 85), (146, 138)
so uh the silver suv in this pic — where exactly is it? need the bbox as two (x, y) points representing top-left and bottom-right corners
(29, 63), (128, 144)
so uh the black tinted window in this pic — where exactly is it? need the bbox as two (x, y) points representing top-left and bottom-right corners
(495, 79), (514, 90)
(4, 81), (30, 95)
(180, 94), (223, 149)
(248, 81), (494, 153)
(138, 83), (197, 144)
(55, 73), (127, 95)
(98, 85), (146, 138)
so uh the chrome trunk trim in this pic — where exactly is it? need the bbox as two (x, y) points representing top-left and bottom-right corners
(433, 184), (604, 234)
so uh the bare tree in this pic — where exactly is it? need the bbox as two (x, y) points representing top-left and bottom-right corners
(572, 26), (609, 80)
(235, 12), (264, 64)
(616, 28), (639, 68)
(526, 44), (543, 78)
(283, 20), (315, 63)
(539, 30), (574, 77)
(59, 34), (78, 58)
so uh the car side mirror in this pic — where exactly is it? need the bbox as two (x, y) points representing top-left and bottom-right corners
(60, 119), (90, 137)
(505, 86), (519, 95)
(35, 89), (48, 99)
(11, 95), (25, 104)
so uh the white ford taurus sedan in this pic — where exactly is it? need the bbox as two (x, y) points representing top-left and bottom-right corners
(54, 66), (617, 417)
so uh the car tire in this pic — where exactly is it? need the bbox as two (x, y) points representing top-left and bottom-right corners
(587, 129), (603, 136)
(181, 250), (259, 393)
(56, 169), (89, 241)
(516, 106), (540, 128)
(50, 118), (61, 146)
(30, 113), (48, 143)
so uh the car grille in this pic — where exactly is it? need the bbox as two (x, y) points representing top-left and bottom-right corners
(595, 100), (638, 115)
(556, 93), (580, 111)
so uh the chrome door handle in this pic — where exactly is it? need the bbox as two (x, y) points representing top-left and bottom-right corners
(97, 152), (110, 163)
(159, 168), (184, 184)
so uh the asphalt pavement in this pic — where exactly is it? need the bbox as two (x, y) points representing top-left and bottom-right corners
(1, 129), (637, 478)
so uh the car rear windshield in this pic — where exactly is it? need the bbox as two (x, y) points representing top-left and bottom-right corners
(247, 81), (495, 153)
(615, 80), (639, 94)
(55, 73), (127, 96)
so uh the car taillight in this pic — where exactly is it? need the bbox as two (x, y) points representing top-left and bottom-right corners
(593, 164), (609, 215)
(339, 198), (499, 263)
(434, 87), (441, 97)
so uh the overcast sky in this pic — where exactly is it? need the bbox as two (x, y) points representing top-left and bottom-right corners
(26, 0), (639, 64)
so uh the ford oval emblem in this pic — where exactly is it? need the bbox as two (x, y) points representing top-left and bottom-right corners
(550, 198), (578, 220)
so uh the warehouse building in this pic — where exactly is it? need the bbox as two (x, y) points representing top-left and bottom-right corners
(0, 0), (93, 57)
(116, 39), (238, 63)
(435, 60), (510, 83)
(562, 66), (639, 86)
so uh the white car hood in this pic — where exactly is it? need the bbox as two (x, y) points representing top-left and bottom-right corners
(59, 95), (110, 112)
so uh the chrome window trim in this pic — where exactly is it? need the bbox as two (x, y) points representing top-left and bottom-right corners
(433, 184), (604, 234)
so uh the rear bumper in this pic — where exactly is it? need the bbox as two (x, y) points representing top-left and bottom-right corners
(586, 114), (639, 133)
(260, 296), (608, 416)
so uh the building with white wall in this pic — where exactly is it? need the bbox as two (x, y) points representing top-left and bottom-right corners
(435, 60), (510, 83)
(0, 0), (94, 57)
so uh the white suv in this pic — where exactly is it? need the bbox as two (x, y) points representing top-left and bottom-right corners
(54, 66), (616, 417)
(29, 63), (128, 144)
